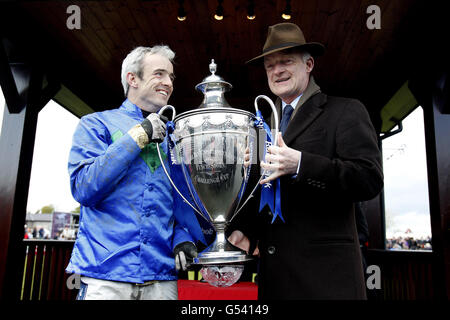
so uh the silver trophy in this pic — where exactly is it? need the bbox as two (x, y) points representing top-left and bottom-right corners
(157, 60), (278, 287)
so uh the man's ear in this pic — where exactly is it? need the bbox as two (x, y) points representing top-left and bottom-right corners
(126, 72), (139, 90)
(306, 56), (314, 73)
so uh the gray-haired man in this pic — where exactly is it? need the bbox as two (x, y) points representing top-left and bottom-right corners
(66, 45), (199, 300)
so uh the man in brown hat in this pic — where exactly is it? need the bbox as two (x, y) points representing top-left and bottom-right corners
(229, 23), (383, 299)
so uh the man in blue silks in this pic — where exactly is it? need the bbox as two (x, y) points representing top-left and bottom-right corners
(66, 45), (207, 300)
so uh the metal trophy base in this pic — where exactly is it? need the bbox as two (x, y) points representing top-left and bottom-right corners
(193, 229), (254, 265)
(194, 253), (253, 265)
(193, 249), (253, 265)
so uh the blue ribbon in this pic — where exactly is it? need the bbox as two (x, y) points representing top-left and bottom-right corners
(254, 111), (284, 223)
(165, 121), (213, 245)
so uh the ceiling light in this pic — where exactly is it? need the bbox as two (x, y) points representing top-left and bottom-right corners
(214, 0), (224, 20)
(177, 0), (186, 21)
(282, 0), (291, 20)
(247, 0), (255, 20)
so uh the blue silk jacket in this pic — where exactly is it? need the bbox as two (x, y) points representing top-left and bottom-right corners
(66, 99), (202, 283)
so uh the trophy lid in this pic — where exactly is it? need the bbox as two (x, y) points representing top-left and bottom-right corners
(195, 59), (232, 108)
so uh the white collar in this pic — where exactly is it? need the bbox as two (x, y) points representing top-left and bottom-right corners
(282, 94), (303, 110)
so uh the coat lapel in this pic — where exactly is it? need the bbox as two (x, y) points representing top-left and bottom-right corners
(291, 76), (321, 118)
(283, 93), (326, 146)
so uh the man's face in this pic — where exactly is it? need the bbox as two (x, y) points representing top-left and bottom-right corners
(264, 51), (313, 104)
(134, 53), (174, 112)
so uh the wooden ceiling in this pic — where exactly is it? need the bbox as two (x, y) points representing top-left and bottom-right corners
(0, 0), (447, 131)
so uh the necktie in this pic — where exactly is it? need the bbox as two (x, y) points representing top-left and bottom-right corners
(280, 104), (294, 135)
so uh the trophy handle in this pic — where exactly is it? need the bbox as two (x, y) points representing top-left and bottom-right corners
(254, 95), (279, 144)
(231, 95), (279, 220)
(158, 104), (176, 121)
(155, 106), (205, 217)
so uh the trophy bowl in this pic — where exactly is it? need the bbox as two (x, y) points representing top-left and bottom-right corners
(158, 60), (279, 287)
(173, 107), (257, 267)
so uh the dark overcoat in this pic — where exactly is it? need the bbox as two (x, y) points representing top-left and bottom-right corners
(239, 77), (383, 300)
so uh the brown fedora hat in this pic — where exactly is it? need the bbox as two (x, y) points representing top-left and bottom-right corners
(246, 23), (325, 64)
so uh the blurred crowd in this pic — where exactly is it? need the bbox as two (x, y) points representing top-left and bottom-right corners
(24, 225), (77, 240)
(24, 226), (50, 239)
(386, 236), (432, 250)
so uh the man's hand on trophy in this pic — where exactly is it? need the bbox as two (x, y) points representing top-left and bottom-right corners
(228, 230), (259, 256)
(173, 241), (198, 271)
(260, 133), (301, 184)
(141, 113), (167, 143)
(244, 147), (251, 168)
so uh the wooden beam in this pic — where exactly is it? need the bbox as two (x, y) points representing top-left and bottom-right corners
(410, 71), (450, 300)
(0, 39), (26, 113)
(0, 61), (52, 299)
